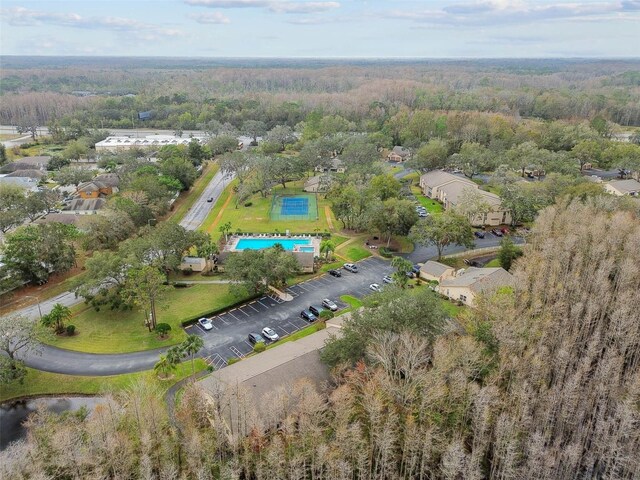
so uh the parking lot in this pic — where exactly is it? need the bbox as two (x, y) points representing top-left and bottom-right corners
(184, 256), (394, 369)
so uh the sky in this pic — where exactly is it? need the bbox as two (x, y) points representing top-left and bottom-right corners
(1, 0), (639, 58)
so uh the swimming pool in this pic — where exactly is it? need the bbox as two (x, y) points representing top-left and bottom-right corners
(235, 238), (311, 251)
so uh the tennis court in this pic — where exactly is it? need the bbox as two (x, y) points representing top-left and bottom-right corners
(270, 194), (319, 221)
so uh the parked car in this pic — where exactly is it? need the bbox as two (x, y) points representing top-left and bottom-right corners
(343, 263), (358, 273)
(412, 264), (422, 274)
(491, 229), (503, 237)
(382, 275), (394, 284)
(309, 305), (326, 317)
(501, 227), (510, 235)
(198, 317), (213, 331)
(206, 197), (214, 202)
(322, 298), (338, 311)
(418, 212), (428, 217)
(328, 269), (342, 277)
(248, 332), (266, 344)
(261, 327), (279, 342)
(369, 283), (382, 292)
(474, 230), (486, 239)
(406, 271), (416, 278)
(300, 309), (317, 322)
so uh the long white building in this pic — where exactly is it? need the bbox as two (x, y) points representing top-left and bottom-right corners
(95, 135), (206, 152)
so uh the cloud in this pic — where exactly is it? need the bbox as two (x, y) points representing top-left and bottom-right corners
(385, 0), (640, 27)
(189, 12), (231, 24)
(0, 7), (183, 40)
(184, 0), (340, 14)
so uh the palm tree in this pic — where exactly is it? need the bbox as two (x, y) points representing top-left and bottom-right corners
(41, 303), (72, 334)
(153, 355), (177, 379)
(320, 239), (336, 261)
(181, 335), (204, 378)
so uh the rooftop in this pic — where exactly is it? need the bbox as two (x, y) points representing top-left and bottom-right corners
(607, 179), (640, 193)
(64, 197), (106, 212)
(440, 267), (514, 293)
(420, 170), (476, 189)
(420, 260), (453, 278)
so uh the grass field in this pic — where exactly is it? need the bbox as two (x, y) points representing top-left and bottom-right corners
(265, 323), (325, 350)
(411, 187), (444, 214)
(0, 360), (208, 402)
(484, 258), (501, 267)
(340, 295), (363, 312)
(41, 284), (241, 353)
(200, 180), (337, 237)
(168, 162), (219, 223)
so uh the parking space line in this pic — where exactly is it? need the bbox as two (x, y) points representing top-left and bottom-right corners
(257, 299), (269, 308)
(217, 315), (230, 325)
(244, 340), (254, 349)
(296, 283), (310, 291)
(247, 303), (260, 312)
(237, 308), (250, 316)
(229, 346), (244, 358)
(228, 311), (241, 322)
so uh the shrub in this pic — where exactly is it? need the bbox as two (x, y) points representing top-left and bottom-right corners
(173, 282), (188, 288)
(253, 342), (266, 353)
(66, 324), (76, 336)
(379, 247), (393, 258)
(155, 323), (172, 336)
(319, 310), (334, 320)
(227, 357), (240, 365)
(244, 201), (253, 207)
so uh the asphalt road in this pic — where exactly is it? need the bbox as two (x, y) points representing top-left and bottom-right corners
(17, 256), (395, 375)
(179, 170), (232, 231)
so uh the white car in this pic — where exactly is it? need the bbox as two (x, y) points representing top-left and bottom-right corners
(382, 275), (394, 284)
(198, 317), (213, 331)
(369, 283), (382, 292)
(322, 298), (338, 311)
(261, 327), (279, 342)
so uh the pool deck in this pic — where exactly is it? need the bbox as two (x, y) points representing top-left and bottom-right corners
(224, 234), (321, 256)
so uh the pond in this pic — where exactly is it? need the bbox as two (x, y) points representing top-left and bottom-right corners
(0, 396), (105, 451)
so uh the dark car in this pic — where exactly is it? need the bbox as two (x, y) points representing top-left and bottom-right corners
(328, 269), (342, 277)
(412, 264), (421, 274)
(206, 197), (214, 202)
(491, 229), (503, 237)
(247, 332), (266, 345)
(309, 305), (325, 317)
(474, 230), (486, 239)
(300, 309), (318, 322)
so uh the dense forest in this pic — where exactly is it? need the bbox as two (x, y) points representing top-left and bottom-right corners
(2, 58), (640, 128)
(2, 198), (638, 479)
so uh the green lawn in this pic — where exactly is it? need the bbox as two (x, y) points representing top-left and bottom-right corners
(340, 295), (363, 311)
(169, 162), (219, 223)
(0, 360), (208, 402)
(411, 187), (444, 214)
(41, 284), (242, 353)
(200, 180), (337, 237)
(484, 258), (501, 267)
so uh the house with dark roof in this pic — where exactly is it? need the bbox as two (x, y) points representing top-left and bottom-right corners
(387, 146), (411, 162)
(5, 169), (46, 181)
(1, 156), (51, 173)
(62, 197), (106, 215)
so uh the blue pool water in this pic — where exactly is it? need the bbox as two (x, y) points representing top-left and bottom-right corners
(236, 238), (311, 251)
(299, 246), (315, 253)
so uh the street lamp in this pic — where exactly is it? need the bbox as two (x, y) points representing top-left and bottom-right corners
(24, 295), (43, 321)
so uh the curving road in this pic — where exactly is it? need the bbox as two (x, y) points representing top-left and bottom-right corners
(179, 170), (232, 231)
